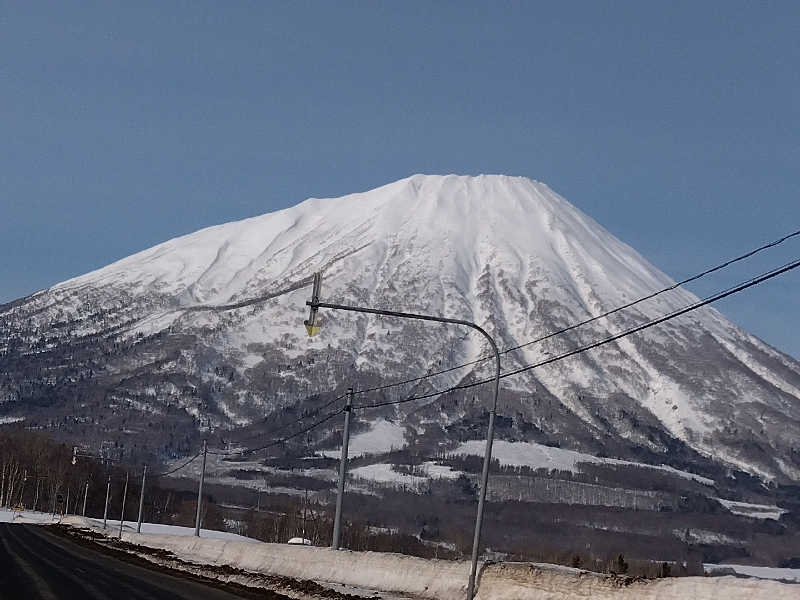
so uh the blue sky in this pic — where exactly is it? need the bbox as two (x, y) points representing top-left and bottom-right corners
(1, 2), (798, 356)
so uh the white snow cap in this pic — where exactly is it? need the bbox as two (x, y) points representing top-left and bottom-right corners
(54, 173), (672, 309)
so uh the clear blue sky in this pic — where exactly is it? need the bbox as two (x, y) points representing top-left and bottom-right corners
(1, 2), (798, 356)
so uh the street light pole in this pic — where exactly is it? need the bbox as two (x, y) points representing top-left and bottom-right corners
(305, 272), (501, 599)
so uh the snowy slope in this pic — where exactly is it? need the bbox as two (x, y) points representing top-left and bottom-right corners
(2, 174), (799, 481)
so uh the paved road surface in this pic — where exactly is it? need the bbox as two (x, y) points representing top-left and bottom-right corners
(0, 523), (272, 599)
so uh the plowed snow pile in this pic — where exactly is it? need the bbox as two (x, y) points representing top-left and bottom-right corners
(56, 517), (798, 600)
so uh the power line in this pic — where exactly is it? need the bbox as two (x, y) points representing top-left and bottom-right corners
(500, 258), (800, 382)
(151, 451), (202, 477)
(352, 257), (800, 410)
(348, 228), (800, 396)
(138, 229), (800, 455)
(180, 277), (315, 314)
(170, 242), (373, 316)
(158, 232), (798, 461)
(221, 392), (347, 449)
(208, 408), (346, 457)
(120, 256), (800, 471)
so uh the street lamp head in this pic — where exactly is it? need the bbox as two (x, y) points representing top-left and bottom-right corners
(304, 272), (323, 337)
(304, 318), (321, 337)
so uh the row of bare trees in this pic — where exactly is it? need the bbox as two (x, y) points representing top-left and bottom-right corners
(0, 429), (226, 531)
(0, 429), (86, 515)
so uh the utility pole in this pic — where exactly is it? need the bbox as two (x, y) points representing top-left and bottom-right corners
(136, 465), (147, 533)
(82, 480), (89, 517)
(331, 388), (353, 550)
(304, 271), (501, 600)
(103, 475), (111, 529)
(118, 472), (129, 539)
(194, 440), (207, 537)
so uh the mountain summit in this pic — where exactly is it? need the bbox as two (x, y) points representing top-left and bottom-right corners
(2, 175), (799, 481)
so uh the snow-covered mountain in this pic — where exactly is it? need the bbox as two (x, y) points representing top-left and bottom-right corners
(1, 174), (799, 482)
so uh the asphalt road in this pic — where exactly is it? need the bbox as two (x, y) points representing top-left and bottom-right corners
(0, 523), (274, 600)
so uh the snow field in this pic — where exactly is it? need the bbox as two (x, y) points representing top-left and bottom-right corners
(350, 461), (461, 486)
(455, 439), (715, 485)
(321, 419), (407, 458)
(716, 499), (788, 521)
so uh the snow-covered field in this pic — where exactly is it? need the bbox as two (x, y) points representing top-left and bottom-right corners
(717, 499), (787, 521)
(322, 419), (407, 458)
(350, 461), (461, 486)
(454, 439), (716, 485)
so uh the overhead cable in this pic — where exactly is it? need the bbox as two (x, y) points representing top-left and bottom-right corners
(349, 228), (800, 396)
(352, 257), (800, 410)
(222, 392), (347, 448)
(208, 408), (345, 457)
(151, 451), (202, 477)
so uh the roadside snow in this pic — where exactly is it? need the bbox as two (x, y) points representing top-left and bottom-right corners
(54, 518), (800, 600)
(706, 564), (800, 583)
(85, 518), (258, 542)
(0, 509), (57, 524)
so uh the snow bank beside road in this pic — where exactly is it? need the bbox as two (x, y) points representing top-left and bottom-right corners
(480, 563), (797, 600)
(62, 517), (468, 599)
(56, 517), (798, 600)
(0, 509), (57, 523)
(126, 533), (468, 599)
(87, 517), (257, 542)
(706, 563), (800, 583)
